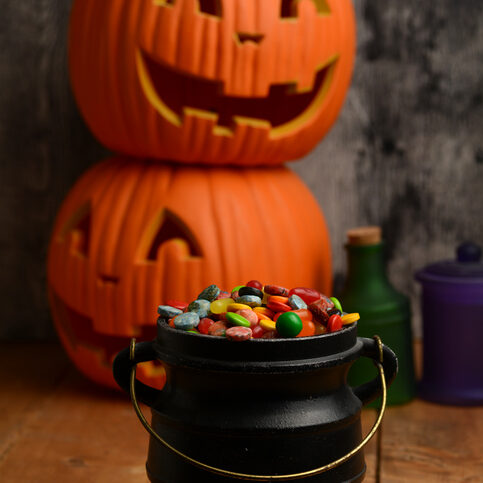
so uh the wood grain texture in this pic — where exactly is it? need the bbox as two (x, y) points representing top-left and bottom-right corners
(0, 1), (482, 338)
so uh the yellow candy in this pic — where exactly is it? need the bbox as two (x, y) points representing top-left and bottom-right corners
(260, 319), (276, 331)
(227, 303), (251, 312)
(341, 313), (360, 325)
(210, 298), (235, 315)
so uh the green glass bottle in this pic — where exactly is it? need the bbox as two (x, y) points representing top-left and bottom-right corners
(339, 227), (415, 406)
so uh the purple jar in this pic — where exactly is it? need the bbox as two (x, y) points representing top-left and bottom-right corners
(415, 242), (483, 405)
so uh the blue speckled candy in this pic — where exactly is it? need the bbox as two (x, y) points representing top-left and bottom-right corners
(197, 284), (221, 302)
(288, 294), (307, 310)
(174, 312), (200, 330)
(235, 295), (262, 308)
(157, 305), (183, 318)
(187, 299), (211, 318)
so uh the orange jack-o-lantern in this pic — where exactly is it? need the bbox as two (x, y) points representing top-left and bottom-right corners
(69, 0), (356, 166)
(47, 157), (332, 388)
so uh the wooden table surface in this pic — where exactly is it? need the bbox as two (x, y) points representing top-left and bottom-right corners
(1, 342), (482, 483)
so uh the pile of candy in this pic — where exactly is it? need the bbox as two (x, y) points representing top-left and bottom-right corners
(157, 281), (360, 341)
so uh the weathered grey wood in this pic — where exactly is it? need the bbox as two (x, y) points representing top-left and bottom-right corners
(0, 0), (482, 338)
(0, 0), (107, 339)
(292, 0), (483, 335)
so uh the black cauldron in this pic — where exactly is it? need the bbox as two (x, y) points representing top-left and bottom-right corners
(113, 320), (397, 482)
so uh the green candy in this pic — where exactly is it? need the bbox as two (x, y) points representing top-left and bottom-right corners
(276, 312), (303, 338)
(226, 312), (251, 328)
(330, 296), (343, 313)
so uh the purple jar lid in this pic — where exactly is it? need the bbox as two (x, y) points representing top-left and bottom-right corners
(416, 242), (483, 284)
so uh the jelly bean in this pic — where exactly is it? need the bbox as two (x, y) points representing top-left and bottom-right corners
(327, 314), (343, 333)
(198, 284), (221, 302)
(239, 286), (264, 299)
(268, 295), (289, 305)
(330, 297), (343, 313)
(260, 319), (276, 331)
(255, 311), (272, 322)
(174, 312), (200, 330)
(327, 307), (342, 317)
(276, 312), (303, 338)
(236, 309), (258, 328)
(251, 324), (266, 339)
(253, 306), (274, 318)
(297, 319), (316, 338)
(210, 298), (235, 314)
(341, 313), (360, 325)
(188, 299), (211, 318)
(291, 309), (313, 321)
(264, 284), (289, 296)
(216, 290), (231, 300)
(267, 301), (292, 313)
(236, 295), (262, 308)
(226, 312), (251, 328)
(157, 305), (183, 318)
(226, 326), (252, 341)
(288, 294), (307, 310)
(288, 287), (323, 305)
(208, 321), (228, 337)
(165, 300), (188, 311)
(246, 280), (263, 290)
(227, 302), (251, 312)
(198, 317), (215, 335)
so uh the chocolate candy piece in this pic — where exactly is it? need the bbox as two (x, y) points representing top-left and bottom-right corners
(264, 284), (289, 296)
(226, 326), (252, 341)
(276, 312), (303, 338)
(157, 305), (183, 318)
(173, 312), (200, 330)
(226, 312), (251, 328)
(239, 286), (264, 299)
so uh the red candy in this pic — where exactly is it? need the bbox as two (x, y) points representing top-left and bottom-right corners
(327, 314), (343, 333)
(246, 280), (263, 290)
(264, 284), (289, 296)
(226, 326), (252, 341)
(251, 325), (266, 339)
(198, 317), (215, 335)
(288, 287), (323, 305)
(267, 301), (292, 313)
(308, 297), (334, 325)
(208, 321), (228, 337)
(166, 300), (189, 311)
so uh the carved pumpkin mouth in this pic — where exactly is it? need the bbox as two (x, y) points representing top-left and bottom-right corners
(136, 50), (337, 138)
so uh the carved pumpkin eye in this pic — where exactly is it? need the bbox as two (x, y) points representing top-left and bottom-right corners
(280, 0), (331, 18)
(61, 202), (91, 257)
(145, 209), (202, 261)
(197, 0), (222, 17)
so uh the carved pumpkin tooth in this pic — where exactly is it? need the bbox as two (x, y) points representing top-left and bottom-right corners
(69, 0), (356, 165)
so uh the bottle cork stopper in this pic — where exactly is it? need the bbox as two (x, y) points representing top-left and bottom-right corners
(346, 226), (382, 246)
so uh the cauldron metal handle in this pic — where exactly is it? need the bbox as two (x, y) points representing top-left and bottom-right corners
(113, 340), (161, 408)
(352, 336), (398, 406)
(123, 336), (388, 481)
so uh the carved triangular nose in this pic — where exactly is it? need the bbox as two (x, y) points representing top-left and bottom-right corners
(235, 32), (265, 45)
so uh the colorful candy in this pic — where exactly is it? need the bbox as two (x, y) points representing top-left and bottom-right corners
(158, 281), (359, 341)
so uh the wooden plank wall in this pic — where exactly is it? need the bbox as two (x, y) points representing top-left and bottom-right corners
(1, 1), (482, 339)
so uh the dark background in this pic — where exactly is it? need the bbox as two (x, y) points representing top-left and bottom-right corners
(1, 0), (482, 340)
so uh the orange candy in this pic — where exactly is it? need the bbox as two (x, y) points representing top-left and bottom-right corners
(268, 295), (289, 305)
(297, 319), (316, 338)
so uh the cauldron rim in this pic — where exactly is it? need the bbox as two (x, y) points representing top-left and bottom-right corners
(155, 319), (360, 372)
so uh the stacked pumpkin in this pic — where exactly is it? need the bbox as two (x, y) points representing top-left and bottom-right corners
(48, 0), (356, 388)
